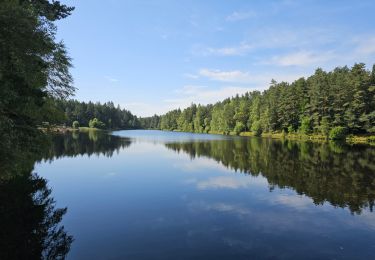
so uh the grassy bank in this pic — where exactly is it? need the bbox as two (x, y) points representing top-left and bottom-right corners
(44, 126), (375, 145)
(39, 126), (104, 133)
(191, 130), (375, 145)
(240, 131), (375, 145)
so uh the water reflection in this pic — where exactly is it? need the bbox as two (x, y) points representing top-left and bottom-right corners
(165, 138), (375, 214)
(0, 172), (73, 259)
(38, 131), (375, 215)
(0, 129), (73, 259)
(31, 130), (375, 259)
(0, 129), (131, 259)
(42, 130), (131, 160)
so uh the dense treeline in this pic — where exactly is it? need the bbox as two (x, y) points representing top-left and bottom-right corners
(55, 99), (141, 129)
(139, 115), (161, 129)
(0, 0), (74, 131)
(141, 64), (375, 137)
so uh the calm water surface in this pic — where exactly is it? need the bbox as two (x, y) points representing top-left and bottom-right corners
(34, 130), (375, 259)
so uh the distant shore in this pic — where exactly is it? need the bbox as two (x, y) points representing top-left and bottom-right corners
(39, 126), (103, 133)
(41, 126), (375, 145)
(168, 129), (375, 145)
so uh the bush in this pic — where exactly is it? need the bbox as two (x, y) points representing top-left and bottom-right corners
(234, 122), (245, 135)
(368, 136), (375, 143)
(72, 121), (80, 129)
(299, 117), (312, 134)
(251, 121), (262, 136)
(287, 125), (295, 134)
(329, 126), (347, 140)
(89, 118), (106, 129)
(320, 117), (330, 136)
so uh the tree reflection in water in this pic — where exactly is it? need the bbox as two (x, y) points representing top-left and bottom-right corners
(0, 129), (131, 259)
(165, 137), (375, 214)
(2, 128), (374, 258)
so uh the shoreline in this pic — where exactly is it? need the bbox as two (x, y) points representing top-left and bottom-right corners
(168, 129), (375, 145)
(42, 127), (375, 145)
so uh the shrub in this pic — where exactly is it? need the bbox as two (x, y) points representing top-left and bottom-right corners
(72, 121), (80, 129)
(251, 120), (262, 136)
(320, 117), (330, 136)
(329, 126), (347, 140)
(299, 117), (312, 134)
(234, 122), (245, 135)
(287, 125), (294, 134)
(368, 136), (375, 143)
(89, 118), (105, 129)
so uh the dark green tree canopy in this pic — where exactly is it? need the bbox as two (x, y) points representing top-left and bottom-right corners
(20, 0), (74, 21)
(0, 0), (75, 129)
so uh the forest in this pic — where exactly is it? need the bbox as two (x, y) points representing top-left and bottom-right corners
(141, 64), (375, 139)
(54, 99), (140, 129)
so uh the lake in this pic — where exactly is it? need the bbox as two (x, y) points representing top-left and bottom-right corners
(26, 130), (375, 258)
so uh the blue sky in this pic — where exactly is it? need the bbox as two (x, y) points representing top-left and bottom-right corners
(57, 0), (375, 117)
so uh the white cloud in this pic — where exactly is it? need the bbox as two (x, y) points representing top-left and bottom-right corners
(197, 68), (309, 85)
(226, 11), (256, 21)
(195, 176), (267, 190)
(164, 85), (258, 109)
(192, 42), (253, 56)
(273, 194), (314, 209)
(193, 27), (336, 57)
(198, 69), (254, 83)
(122, 102), (170, 117)
(177, 157), (231, 173)
(269, 51), (335, 66)
(183, 73), (199, 79)
(189, 201), (252, 215)
(105, 76), (119, 83)
(356, 210), (375, 229)
(206, 43), (253, 56)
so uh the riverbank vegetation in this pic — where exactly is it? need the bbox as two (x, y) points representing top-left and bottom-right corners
(140, 63), (375, 143)
(54, 99), (140, 130)
(0, 0), (75, 156)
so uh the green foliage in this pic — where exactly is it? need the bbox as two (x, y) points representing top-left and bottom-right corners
(0, 127), (74, 259)
(368, 136), (375, 143)
(72, 121), (79, 129)
(299, 117), (312, 134)
(55, 99), (140, 129)
(147, 64), (374, 137)
(234, 122), (245, 135)
(0, 0), (75, 130)
(251, 120), (262, 136)
(329, 127), (347, 140)
(320, 117), (330, 136)
(89, 118), (105, 129)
